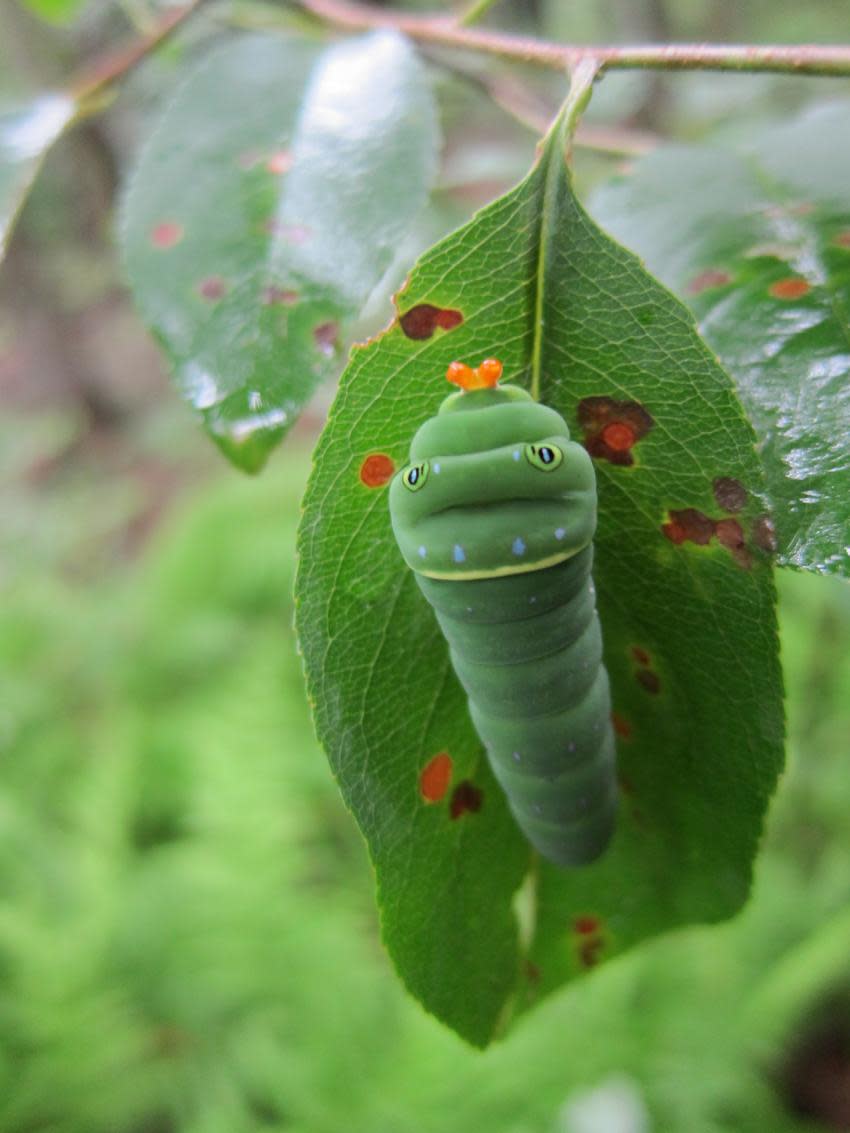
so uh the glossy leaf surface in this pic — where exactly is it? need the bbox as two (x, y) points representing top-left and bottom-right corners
(296, 117), (784, 1045)
(0, 94), (76, 259)
(121, 31), (439, 472)
(590, 100), (850, 575)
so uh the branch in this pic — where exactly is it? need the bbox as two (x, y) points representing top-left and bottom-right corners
(293, 0), (850, 78)
(71, 0), (208, 103)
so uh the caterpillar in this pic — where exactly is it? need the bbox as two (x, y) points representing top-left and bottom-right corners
(388, 358), (617, 867)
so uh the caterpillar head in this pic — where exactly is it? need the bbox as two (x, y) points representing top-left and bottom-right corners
(389, 360), (598, 579)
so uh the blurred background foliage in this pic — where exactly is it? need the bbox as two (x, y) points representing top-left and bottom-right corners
(2, 0), (850, 1129)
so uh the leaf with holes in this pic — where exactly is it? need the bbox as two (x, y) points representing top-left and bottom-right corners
(121, 30), (439, 472)
(590, 100), (850, 576)
(1, 94), (76, 259)
(296, 110), (784, 1046)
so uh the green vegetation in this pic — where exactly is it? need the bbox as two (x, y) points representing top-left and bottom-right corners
(1, 441), (848, 1131)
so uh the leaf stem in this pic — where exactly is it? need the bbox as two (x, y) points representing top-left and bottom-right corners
(292, 0), (850, 78)
(70, 0), (207, 104)
(455, 0), (501, 27)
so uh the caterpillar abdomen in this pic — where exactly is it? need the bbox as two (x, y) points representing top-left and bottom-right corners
(417, 550), (616, 865)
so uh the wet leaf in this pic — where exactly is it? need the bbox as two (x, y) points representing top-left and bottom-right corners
(0, 94), (76, 259)
(121, 31), (439, 472)
(590, 100), (850, 576)
(296, 112), (784, 1045)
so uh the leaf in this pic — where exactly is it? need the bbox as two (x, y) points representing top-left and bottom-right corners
(589, 100), (850, 576)
(0, 94), (76, 259)
(17, 0), (86, 24)
(121, 30), (439, 473)
(296, 111), (784, 1045)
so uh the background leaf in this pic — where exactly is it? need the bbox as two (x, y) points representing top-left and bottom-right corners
(121, 30), (440, 472)
(0, 94), (76, 259)
(16, 0), (86, 24)
(589, 99), (850, 576)
(296, 119), (784, 1045)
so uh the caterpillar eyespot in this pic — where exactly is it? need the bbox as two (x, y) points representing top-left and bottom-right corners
(388, 359), (617, 867)
(402, 462), (429, 491)
(525, 443), (563, 472)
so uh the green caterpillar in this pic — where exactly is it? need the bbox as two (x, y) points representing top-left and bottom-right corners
(388, 358), (617, 867)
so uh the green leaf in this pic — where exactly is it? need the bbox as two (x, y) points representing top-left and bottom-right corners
(121, 31), (439, 473)
(0, 94), (76, 259)
(589, 100), (850, 576)
(17, 0), (87, 25)
(296, 113), (784, 1045)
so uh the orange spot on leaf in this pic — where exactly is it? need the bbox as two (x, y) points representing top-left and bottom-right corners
(266, 151), (292, 175)
(399, 304), (463, 340)
(612, 712), (632, 740)
(420, 752), (453, 803)
(359, 453), (395, 488)
(574, 915), (600, 935)
(600, 421), (636, 453)
(686, 268), (732, 295)
(578, 397), (654, 466)
(769, 277), (811, 300)
(631, 646), (650, 667)
(150, 221), (183, 249)
(449, 780), (483, 820)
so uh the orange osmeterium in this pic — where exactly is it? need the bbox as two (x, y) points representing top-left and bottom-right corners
(446, 358), (503, 392)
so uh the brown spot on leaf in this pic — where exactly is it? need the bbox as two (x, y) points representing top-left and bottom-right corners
(399, 304), (463, 340)
(612, 712), (632, 740)
(578, 397), (654, 466)
(663, 507), (754, 569)
(262, 286), (299, 306)
(150, 221), (183, 249)
(573, 916), (605, 969)
(525, 960), (541, 984)
(574, 915), (600, 935)
(662, 508), (715, 546)
(636, 669), (661, 695)
(631, 646), (651, 667)
(715, 518), (752, 569)
(313, 322), (339, 356)
(686, 268), (733, 295)
(449, 780), (483, 820)
(266, 150), (292, 175)
(419, 751), (453, 803)
(713, 476), (748, 512)
(579, 937), (605, 968)
(752, 514), (778, 554)
(359, 453), (395, 488)
(770, 277), (811, 300)
(834, 230), (850, 248)
(197, 276), (226, 301)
